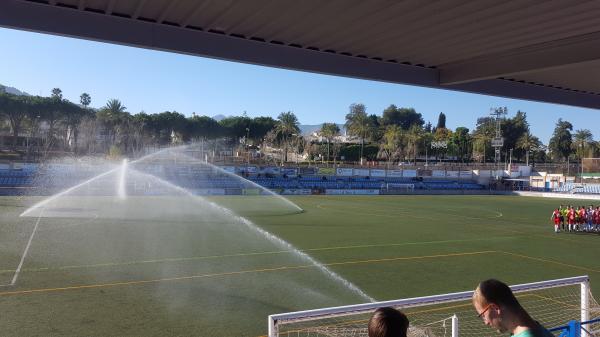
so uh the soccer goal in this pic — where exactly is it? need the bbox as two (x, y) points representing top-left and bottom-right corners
(386, 183), (415, 193)
(268, 275), (598, 337)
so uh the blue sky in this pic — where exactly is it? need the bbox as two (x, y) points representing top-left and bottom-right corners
(1, 27), (598, 143)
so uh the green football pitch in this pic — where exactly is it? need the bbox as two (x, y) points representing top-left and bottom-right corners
(0, 195), (599, 336)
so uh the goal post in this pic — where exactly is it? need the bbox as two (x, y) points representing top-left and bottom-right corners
(268, 275), (593, 337)
(385, 183), (415, 193)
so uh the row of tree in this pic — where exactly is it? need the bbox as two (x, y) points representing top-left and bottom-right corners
(334, 103), (597, 165)
(0, 88), (297, 159)
(0, 86), (596, 164)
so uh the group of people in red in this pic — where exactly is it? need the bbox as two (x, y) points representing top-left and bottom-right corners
(551, 204), (600, 233)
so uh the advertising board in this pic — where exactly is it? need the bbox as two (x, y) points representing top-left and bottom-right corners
(370, 169), (386, 177)
(419, 169), (432, 177)
(194, 189), (226, 195)
(281, 168), (298, 176)
(242, 188), (261, 195)
(403, 170), (417, 177)
(300, 167), (317, 175)
(353, 168), (369, 176)
(447, 171), (459, 178)
(318, 167), (335, 175)
(325, 189), (380, 195)
(388, 170), (403, 177)
(432, 170), (446, 177)
(261, 167), (281, 175)
(281, 189), (312, 195)
(336, 168), (353, 176)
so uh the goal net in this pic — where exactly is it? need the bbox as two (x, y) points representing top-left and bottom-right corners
(386, 183), (415, 193)
(268, 276), (599, 337)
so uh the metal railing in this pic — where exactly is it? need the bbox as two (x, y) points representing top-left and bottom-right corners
(550, 318), (600, 337)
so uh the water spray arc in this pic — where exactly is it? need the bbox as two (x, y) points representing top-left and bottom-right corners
(176, 151), (303, 213)
(21, 147), (172, 217)
(16, 146), (373, 304)
(128, 168), (374, 302)
(117, 159), (128, 200)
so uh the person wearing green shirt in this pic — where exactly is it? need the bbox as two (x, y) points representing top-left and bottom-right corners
(473, 279), (554, 337)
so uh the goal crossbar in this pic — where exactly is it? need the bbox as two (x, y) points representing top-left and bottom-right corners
(268, 275), (590, 337)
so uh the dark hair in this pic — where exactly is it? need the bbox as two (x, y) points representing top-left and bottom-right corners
(368, 307), (409, 337)
(478, 279), (522, 310)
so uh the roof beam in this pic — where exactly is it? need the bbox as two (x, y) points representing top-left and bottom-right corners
(1, 0), (599, 109)
(439, 31), (600, 85)
(131, 0), (146, 20)
(105, 0), (116, 15)
(157, 0), (178, 24)
(180, 0), (212, 28)
(0, 0), (436, 87)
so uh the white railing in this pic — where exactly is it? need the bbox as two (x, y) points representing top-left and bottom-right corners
(268, 275), (590, 337)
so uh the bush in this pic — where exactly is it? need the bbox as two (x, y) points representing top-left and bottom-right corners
(339, 144), (378, 161)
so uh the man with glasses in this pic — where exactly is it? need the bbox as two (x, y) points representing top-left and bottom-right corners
(473, 279), (553, 337)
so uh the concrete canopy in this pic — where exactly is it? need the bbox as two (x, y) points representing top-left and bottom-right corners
(2, 0), (600, 109)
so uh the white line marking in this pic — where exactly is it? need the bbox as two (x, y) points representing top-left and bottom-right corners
(11, 212), (43, 285)
(0, 210), (44, 287)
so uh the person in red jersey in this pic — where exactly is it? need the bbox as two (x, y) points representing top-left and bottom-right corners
(593, 206), (600, 232)
(578, 206), (586, 231)
(567, 206), (575, 232)
(551, 209), (561, 233)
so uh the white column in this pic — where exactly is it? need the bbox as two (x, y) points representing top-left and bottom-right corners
(268, 316), (277, 337)
(452, 314), (459, 337)
(582, 279), (590, 337)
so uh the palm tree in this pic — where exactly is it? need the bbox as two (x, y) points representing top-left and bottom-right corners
(103, 99), (126, 115)
(318, 123), (340, 165)
(573, 129), (593, 159)
(51, 88), (62, 100)
(345, 103), (372, 165)
(573, 129), (594, 180)
(80, 93), (91, 108)
(516, 131), (542, 166)
(97, 99), (128, 148)
(275, 111), (300, 163)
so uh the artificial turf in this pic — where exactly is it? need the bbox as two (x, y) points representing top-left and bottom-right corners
(0, 195), (598, 336)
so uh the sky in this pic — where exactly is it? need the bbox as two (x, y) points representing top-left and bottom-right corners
(1, 27), (599, 144)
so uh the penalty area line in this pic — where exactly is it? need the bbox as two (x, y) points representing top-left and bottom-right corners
(0, 212), (43, 287)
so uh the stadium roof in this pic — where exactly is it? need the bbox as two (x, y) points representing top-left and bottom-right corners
(2, 0), (600, 109)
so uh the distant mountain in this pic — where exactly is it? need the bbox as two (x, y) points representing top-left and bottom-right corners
(300, 123), (346, 136)
(212, 114), (227, 121)
(0, 84), (30, 96)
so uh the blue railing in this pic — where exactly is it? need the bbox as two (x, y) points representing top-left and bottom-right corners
(550, 318), (600, 337)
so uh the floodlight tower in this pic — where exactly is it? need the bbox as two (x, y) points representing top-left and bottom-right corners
(490, 107), (507, 175)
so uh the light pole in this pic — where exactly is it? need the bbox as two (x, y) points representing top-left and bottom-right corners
(245, 127), (250, 166)
(580, 142), (584, 184)
(291, 133), (299, 166)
